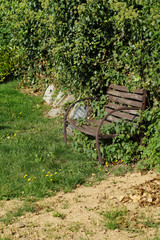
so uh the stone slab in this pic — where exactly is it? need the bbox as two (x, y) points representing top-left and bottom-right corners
(43, 84), (55, 105)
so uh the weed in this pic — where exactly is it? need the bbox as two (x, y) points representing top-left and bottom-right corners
(111, 165), (133, 176)
(68, 222), (82, 232)
(53, 211), (65, 219)
(55, 236), (61, 240)
(61, 200), (69, 209)
(101, 208), (129, 230)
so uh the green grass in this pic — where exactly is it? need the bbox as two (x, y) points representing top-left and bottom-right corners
(0, 80), (104, 200)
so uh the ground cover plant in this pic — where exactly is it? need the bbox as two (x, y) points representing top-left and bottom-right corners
(0, 81), (104, 200)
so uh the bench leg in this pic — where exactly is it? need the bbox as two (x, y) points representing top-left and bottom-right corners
(63, 120), (67, 143)
(96, 136), (103, 166)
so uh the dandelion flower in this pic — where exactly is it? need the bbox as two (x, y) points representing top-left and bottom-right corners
(47, 171), (50, 174)
(42, 169), (45, 172)
(50, 179), (53, 182)
(50, 174), (53, 177)
(24, 174), (27, 178)
(54, 172), (57, 175)
(46, 174), (49, 177)
(28, 178), (31, 182)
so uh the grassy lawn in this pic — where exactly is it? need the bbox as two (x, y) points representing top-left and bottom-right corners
(0, 80), (104, 200)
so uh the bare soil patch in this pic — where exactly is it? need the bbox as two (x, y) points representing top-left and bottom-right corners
(0, 171), (159, 240)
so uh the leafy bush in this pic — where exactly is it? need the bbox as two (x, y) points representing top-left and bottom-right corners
(72, 106), (160, 170)
(137, 108), (160, 171)
(1, 0), (159, 97)
(72, 120), (140, 164)
(0, 46), (17, 82)
(51, 0), (160, 98)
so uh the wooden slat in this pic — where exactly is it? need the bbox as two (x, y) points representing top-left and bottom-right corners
(87, 119), (111, 126)
(107, 115), (121, 123)
(105, 107), (135, 121)
(107, 89), (143, 101)
(106, 103), (138, 115)
(109, 84), (144, 94)
(67, 119), (117, 138)
(68, 119), (96, 136)
(67, 119), (111, 136)
(108, 95), (143, 108)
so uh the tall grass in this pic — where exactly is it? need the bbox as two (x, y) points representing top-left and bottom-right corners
(0, 81), (103, 200)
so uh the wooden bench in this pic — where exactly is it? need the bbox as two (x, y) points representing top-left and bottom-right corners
(63, 84), (147, 165)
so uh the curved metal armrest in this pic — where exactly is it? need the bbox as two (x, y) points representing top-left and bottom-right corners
(64, 97), (99, 121)
(96, 106), (141, 137)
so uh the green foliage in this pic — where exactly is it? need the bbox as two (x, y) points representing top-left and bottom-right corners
(72, 120), (140, 164)
(72, 106), (160, 169)
(0, 0), (55, 85)
(0, 0), (159, 97)
(137, 108), (160, 171)
(0, 46), (18, 82)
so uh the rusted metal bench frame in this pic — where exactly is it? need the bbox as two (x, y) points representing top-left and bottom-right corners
(63, 84), (147, 165)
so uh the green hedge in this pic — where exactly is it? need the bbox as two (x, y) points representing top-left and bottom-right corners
(1, 0), (159, 98)
(50, 0), (160, 100)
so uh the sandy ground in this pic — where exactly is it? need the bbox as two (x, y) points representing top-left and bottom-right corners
(0, 171), (160, 240)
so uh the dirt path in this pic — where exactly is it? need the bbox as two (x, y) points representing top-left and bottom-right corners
(0, 171), (160, 240)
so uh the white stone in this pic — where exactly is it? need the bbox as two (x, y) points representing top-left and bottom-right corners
(43, 84), (55, 105)
(48, 89), (75, 117)
(48, 108), (63, 117)
(53, 92), (75, 108)
(52, 91), (65, 108)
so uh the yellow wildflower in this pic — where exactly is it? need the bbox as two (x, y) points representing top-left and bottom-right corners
(54, 172), (57, 175)
(42, 169), (45, 172)
(28, 178), (31, 182)
(50, 179), (53, 182)
(46, 174), (49, 177)
(24, 174), (27, 178)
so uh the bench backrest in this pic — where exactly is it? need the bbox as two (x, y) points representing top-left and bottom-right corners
(105, 84), (147, 123)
